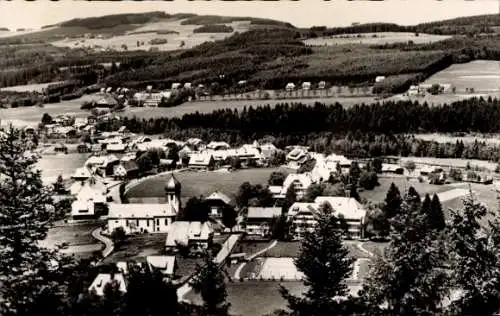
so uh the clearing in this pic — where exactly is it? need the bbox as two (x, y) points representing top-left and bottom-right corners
(126, 167), (288, 201)
(421, 60), (500, 93)
(40, 222), (102, 259)
(303, 32), (451, 46)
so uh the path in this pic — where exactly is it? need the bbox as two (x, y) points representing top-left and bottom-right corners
(233, 240), (278, 280)
(91, 227), (114, 258)
(177, 234), (242, 302)
(351, 241), (376, 281)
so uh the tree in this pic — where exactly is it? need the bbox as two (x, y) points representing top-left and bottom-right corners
(53, 174), (67, 195)
(359, 198), (448, 316)
(349, 183), (360, 202)
(180, 197), (209, 222)
(382, 182), (402, 219)
(428, 194), (445, 231)
(304, 183), (325, 202)
(136, 153), (153, 174)
(0, 126), (66, 315)
(349, 161), (361, 184)
(406, 186), (421, 212)
(110, 227), (127, 249)
(364, 207), (389, 239)
(41, 112), (53, 125)
(270, 214), (291, 241)
(372, 158), (383, 174)
(268, 171), (286, 186)
(282, 184), (297, 213)
(221, 207), (237, 231)
(236, 182), (254, 208)
(190, 253), (230, 316)
(123, 267), (179, 316)
(445, 193), (500, 316)
(281, 202), (354, 316)
(404, 160), (416, 175)
(359, 171), (378, 190)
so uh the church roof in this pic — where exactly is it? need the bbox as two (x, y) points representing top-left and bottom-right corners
(165, 173), (181, 191)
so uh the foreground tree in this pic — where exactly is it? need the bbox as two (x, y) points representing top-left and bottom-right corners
(280, 202), (354, 316)
(0, 126), (68, 315)
(179, 196), (209, 222)
(359, 198), (448, 316)
(445, 194), (500, 316)
(190, 253), (230, 316)
(382, 183), (402, 219)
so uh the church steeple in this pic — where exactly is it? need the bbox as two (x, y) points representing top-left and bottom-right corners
(165, 173), (181, 212)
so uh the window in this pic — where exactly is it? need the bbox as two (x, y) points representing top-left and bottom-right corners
(115, 220), (119, 223)
(165, 218), (168, 225)
(156, 219), (159, 226)
(147, 220), (150, 227)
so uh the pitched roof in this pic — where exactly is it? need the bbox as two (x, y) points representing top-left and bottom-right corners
(108, 203), (177, 218)
(165, 174), (181, 190)
(247, 207), (282, 219)
(89, 273), (127, 296)
(165, 221), (213, 247)
(314, 196), (366, 220)
(121, 160), (138, 172)
(205, 191), (232, 205)
(147, 256), (176, 275)
(189, 152), (213, 166)
(287, 202), (318, 217)
(72, 167), (92, 179)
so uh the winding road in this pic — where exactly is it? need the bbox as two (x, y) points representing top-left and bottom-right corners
(91, 227), (114, 258)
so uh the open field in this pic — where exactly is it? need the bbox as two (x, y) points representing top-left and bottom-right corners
(0, 81), (66, 93)
(40, 222), (102, 259)
(388, 91), (500, 106)
(185, 281), (361, 316)
(102, 233), (166, 263)
(126, 168), (288, 201)
(396, 157), (498, 171)
(36, 153), (90, 183)
(303, 32), (451, 46)
(421, 60), (500, 93)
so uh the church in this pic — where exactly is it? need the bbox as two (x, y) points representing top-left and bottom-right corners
(106, 174), (182, 235)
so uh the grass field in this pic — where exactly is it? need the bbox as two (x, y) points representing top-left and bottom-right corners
(0, 81), (66, 93)
(36, 153), (90, 183)
(126, 167), (287, 201)
(421, 60), (500, 93)
(102, 233), (166, 263)
(396, 156), (498, 171)
(40, 223), (102, 259)
(303, 32), (451, 46)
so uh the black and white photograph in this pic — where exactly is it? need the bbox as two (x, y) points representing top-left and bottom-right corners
(0, 0), (499, 315)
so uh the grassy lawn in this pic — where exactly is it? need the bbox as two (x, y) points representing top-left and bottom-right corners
(261, 241), (300, 258)
(185, 281), (362, 316)
(103, 233), (167, 263)
(41, 223), (101, 248)
(361, 176), (453, 205)
(232, 240), (272, 256)
(127, 167), (288, 201)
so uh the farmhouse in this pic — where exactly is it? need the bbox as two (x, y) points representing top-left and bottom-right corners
(107, 203), (178, 234)
(286, 147), (310, 169)
(302, 82), (311, 90)
(382, 163), (405, 175)
(165, 221), (214, 254)
(285, 83), (296, 91)
(287, 197), (367, 239)
(204, 191), (233, 218)
(188, 152), (215, 170)
(245, 207), (282, 237)
(281, 173), (314, 199)
(89, 273), (127, 296)
(97, 155), (120, 177)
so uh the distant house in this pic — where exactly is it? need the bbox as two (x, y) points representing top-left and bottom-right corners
(285, 83), (295, 91)
(171, 83), (181, 90)
(107, 203), (178, 234)
(85, 156), (107, 169)
(165, 221), (214, 254)
(206, 141), (230, 151)
(97, 155), (120, 177)
(260, 143), (278, 160)
(318, 81), (326, 89)
(302, 82), (311, 90)
(280, 173), (314, 200)
(146, 256), (176, 279)
(286, 148), (310, 169)
(375, 76), (386, 83)
(382, 163), (404, 175)
(204, 191), (233, 218)
(114, 160), (139, 180)
(106, 142), (126, 153)
(54, 143), (68, 154)
(245, 207), (282, 237)
(89, 273), (127, 296)
(188, 153), (215, 171)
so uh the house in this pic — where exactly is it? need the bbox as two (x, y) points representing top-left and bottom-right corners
(188, 153), (215, 171)
(285, 83), (295, 91)
(114, 160), (139, 179)
(171, 83), (181, 90)
(204, 191), (233, 218)
(278, 173), (314, 200)
(287, 197), (367, 240)
(71, 167), (92, 181)
(184, 82), (192, 89)
(302, 82), (311, 90)
(245, 207), (282, 237)
(286, 147), (310, 169)
(97, 155), (120, 177)
(408, 85), (422, 96)
(85, 156), (107, 169)
(146, 256), (176, 278)
(107, 203), (178, 234)
(165, 221), (214, 254)
(54, 143), (68, 154)
(206, 141), (230, 151)
(260, 143), (278, 160)
(382, 163), (404, 175)
(375, 76), (386, 83)
(186, 138), (204, 149)
(318, 81), (326, 89)
(89, 273), (127, 296)
(106, 142), (126, 153)
(71, 182), (108, 219)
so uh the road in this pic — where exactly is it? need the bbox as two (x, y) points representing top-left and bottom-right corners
(177, 234), (242, 301)
(91, 227), (114, 258)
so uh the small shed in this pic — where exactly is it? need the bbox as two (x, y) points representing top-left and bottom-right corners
(318, 81), (326, 89)
(302, 82), (311, 90)
(285, 83), (295, 91)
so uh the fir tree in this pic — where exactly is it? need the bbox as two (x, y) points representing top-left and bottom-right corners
(281, 202), (354, 316)
(429, 194), (446, 231)
(53, 174), (67, 195)
(350, 183), (360, 202)
(359, 197), (448, 316)
(190, 253), (230, 316)
(382, 183), (402, 219)
(445, 193), (500, 316)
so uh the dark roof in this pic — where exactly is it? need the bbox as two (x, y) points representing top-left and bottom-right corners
(165, 173), (181, 191)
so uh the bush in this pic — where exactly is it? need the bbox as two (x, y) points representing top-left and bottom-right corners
(359, 171), (379, 190)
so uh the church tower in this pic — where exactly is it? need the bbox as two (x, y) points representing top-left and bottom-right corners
(165, 173), (181, 214)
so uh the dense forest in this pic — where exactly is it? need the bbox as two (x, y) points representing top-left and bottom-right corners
(94, 97), (500, 161)
(193, 24), (234, 33)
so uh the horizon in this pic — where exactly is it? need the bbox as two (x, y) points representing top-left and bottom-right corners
(0, 0), (498, 31)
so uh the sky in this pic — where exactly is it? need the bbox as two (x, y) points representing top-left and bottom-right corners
(0, 0), (498, 31)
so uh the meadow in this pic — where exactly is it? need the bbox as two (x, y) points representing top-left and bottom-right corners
(303, 32), (451, 46)
(421, 60), (500, 93)
(0, 81), (66, 93)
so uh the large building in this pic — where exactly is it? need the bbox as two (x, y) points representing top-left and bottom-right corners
(106, 174), (181, 234)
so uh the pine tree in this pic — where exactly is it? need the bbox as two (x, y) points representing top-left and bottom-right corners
(0, 126), (65, 315)
(359, 198), (448, 316)
(429, 194), (445, 231)
(446, 193), (500, 316)
(53, 174), (66, 195)
(281, 202), (354, 316)
(382, 183), (402, 219)
(190, 253), (230, 316)
(350, 183), (360, 202)
(405, 186), (421, 213)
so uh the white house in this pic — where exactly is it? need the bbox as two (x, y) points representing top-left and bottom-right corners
(146, 256), (176, 278)
(286, 147), (310, 169)
(71, 167), (92, 181)
(206, 141), (231, 151)
(71, 182), (108, 218)
(274, 173), (314, 200)
(287, 197), (367, 239)
(302, 82), (311, 90)
(188, 152), (214, 170)
(375, 76), (386, 83)
(107, 203), (178, 234)
(171, 83), (181, 90)
(89, 273), (127, 296)
(285, 83), (295, 91)
(165, 221), (214, 253)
